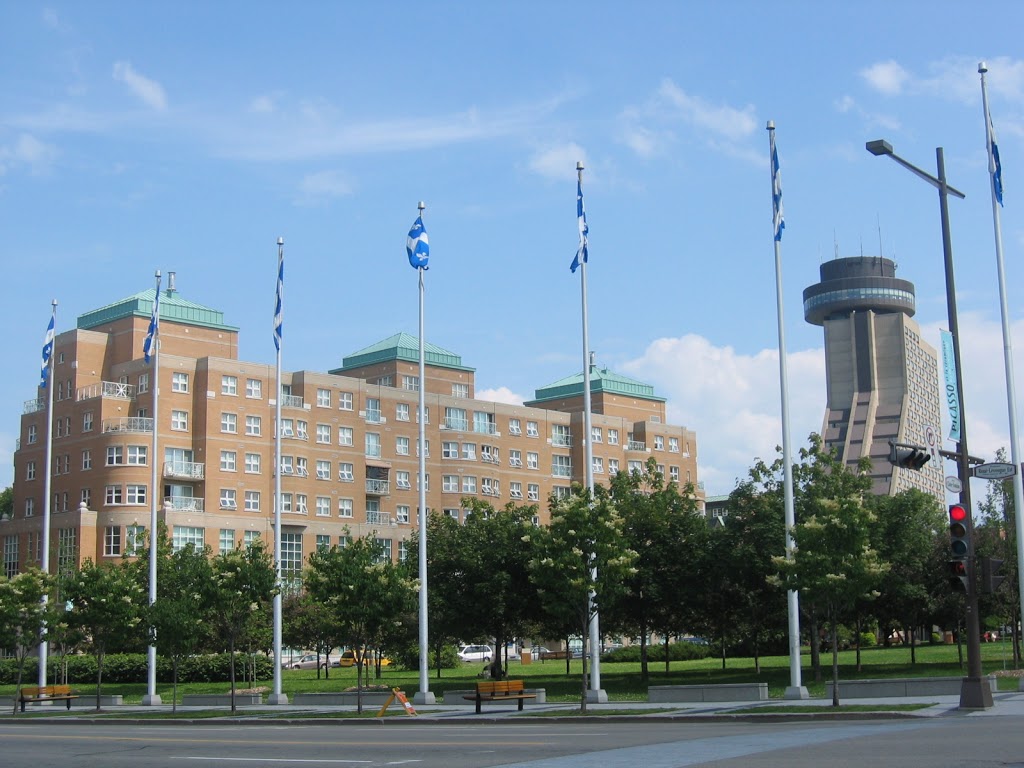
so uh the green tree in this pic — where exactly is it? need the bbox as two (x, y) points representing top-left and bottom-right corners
(305, 536), (416, 712)
(210, 541), (275, 713)
(0, 568), (57, 712)
(411, 511), (469, 677)
(0, 486), (13, 521)
(63, 560), (146, 710)
(528, 485), (637, 712)
(773, 476), (888, 706)
(977, 447), (1020, 665)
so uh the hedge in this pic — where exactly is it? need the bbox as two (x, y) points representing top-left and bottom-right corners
(0, 653), (274, 685)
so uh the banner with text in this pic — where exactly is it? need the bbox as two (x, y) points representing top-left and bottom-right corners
(940, 329), (961, 443)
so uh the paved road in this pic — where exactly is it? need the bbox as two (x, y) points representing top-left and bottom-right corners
(2, 716), (1023, 768)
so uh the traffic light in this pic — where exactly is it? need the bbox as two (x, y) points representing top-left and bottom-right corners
(981, 556), (1005, 593)
(888, 442), (931, 470)
(948, 559), (969, 592)
(948, 503), (969, 557)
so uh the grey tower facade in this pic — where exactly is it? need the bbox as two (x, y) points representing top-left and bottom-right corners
(804, 257), (944, 501)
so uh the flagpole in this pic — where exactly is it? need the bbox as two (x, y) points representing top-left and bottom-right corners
(767, 122), (808, 699)
(143, 270), (162, 706)
(979, 63), (1024, 675)
(38, 299), (57, 688)
(270, 237), (288, 705)
(413, 201), (435, 705)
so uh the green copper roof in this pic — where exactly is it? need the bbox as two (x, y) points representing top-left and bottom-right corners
(331, 333), (475, 374)
(77, 288), (238, 332)
(528, 367), (665, 404)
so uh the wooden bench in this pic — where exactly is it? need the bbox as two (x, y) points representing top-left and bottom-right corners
(463, 680), (537, 714)
(19, 685), (79, 712)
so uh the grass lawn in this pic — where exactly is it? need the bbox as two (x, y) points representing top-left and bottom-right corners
(1, 642), (1019, 703)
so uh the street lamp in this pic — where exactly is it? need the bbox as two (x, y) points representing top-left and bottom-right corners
(866, 139), (992, 710)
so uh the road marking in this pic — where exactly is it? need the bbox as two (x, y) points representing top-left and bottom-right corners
(170, 760), (372, 764)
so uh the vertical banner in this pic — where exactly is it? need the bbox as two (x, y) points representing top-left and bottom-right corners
(940, 330), (961, 442)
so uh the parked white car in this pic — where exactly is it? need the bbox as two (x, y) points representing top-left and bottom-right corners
(457, 644), (493, 662)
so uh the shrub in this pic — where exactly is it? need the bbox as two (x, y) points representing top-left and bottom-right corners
(0, 653), (274, 685)
(602, 641), (709, 663)
(858, 632), (877, 647)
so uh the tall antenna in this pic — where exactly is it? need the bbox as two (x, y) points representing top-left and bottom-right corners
(833, 230), (839, 260)
(877, 214), (884, 260)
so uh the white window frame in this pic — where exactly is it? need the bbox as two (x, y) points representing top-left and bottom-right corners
(221, 375), (238, 395)
(172, 371), (189, 393)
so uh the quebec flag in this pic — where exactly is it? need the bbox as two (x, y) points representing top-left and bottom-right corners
(144, 277), (161, 364)
(407, 216), (429, 269)
(40, 310), (55, 388)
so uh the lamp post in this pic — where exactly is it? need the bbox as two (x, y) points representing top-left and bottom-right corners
(866, 139), (993, 709)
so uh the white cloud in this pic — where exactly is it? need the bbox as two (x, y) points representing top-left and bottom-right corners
(832, 95), (901, 132)
(861, 60), (911, 96)
(293, 169), (354, 205)
(621, 334), (825, 495)
(656, 79), (758, 141)
(112, 61), (167, 111)
(476, 386), (525, 405)
(0, 133), (59, 175)
(528, 143), (588, 181)
(249, 94), (277, 113)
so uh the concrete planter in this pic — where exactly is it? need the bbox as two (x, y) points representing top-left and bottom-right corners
(70, 695), (124, 707)
(181, 693), (263, 707)
(648, 683), (768, 702)
(824, 676), (997, 698)
(292, 691), (394, 706)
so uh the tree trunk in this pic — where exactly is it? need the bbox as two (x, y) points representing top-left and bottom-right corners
(95, 649), (105, 712)
(855, 614), (862, 672)
(579, 619), (588, 715)
(172, 656), (179, 713)
(229, 639), (237, 714)
(639, 621), (649, 683)
(909, 621), (917, 665)
(830, 613), (840, 707)
(808, 610), (822, 684)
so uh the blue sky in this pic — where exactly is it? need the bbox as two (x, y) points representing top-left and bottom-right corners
(3, 1), (1023, 496)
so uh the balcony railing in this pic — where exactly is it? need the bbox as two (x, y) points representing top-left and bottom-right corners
(363, 408), (383, 424)
(103, 417), (154, 434)
(78, 381), (135, 401)
(551, 465), (572, 478)
(365, 479), (390, 495)
(23, 398), (45, 414)
(164, 461), (205, 480)
(366, 510), (392, 526)
(473, 422), (497, 435)
(281, 394), (304, 408)
(443, 417), (469, 431)
(165, 497), (204, 513)
(627, 440), (647, 451)
(551, 434), (573, 447)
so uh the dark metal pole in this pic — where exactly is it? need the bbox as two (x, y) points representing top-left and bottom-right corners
(936, 147), (991, 709)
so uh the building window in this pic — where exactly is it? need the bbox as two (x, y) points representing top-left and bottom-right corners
(591, 426), (603, 443)
(609, 459), (620, 475)
(103, 526), (121, 557)
(316, 423), (331, 444)
(221, 375), (238, 395)
(509, 449), (522, 467)
(396, 403), (410, 421)
(365, 398), (382, 423)
(510, 481), (523, 499)
(377, 375), (393, 387)
(316, 388), (331, 408)
(608, 429), (619, 445)
(280, 418), (294, 438)
(474, 412), (496, 435)
(417, 439), (430, 458)
(396, 436), (410, 456)
(244, 415), (261, 436)
(81, 488), (91, 507)
(452, 383), (469, 398)
(316, 496), (331, 517)
(171, 410), (188, 431)
(593, 457), (604, 474)
(245, 453), (261, 474)
(295, 494), (308, 514)
(669, 437), (680, 453)
(462, 476), (477, 494)
(127, 445), (148, 465)
(365, 432), (381, 458)
(396, 505), (410, 524)
(443, 475), (458, 493)
(105, 485), (123, 505)
(553, 486), (571, 500)
(338, 426), (354, 446)
(246, 378), (262, 399)
(316, 534), (331, 552)
(418, 473), (430, 491)
(221, 450), (237, 472)
(172, 526), (204, 552)
(402, 375), (419, 392)
(461, 442), (477, 461)
(57, 529), (76, 572)
(106, 446), (124, 466)
(442, 441), (459, 459)
(138, 373), (149, 394)
(508, 418), (521, 436)
(654, 435), (665, 451)
(82, 450), (92, 470)
(338, 462), (354, 482)
(27, 424), (37, 445)
(527, 483), (540, 502)
(444, 407), (468, 431)
(338, 498), (353, 518)
(552, 424), (572, 447)
(126, 484), (147, 505)
(552, 455), (572, 477)
(670, 466), (680, 482)
(527, 452), (539, 470)
(26, 461), (36, 481)
(83, 412), (94, 432)
(396, 471), (411, 490)
(444, 508), (460, 522)
(244, 530), (260, 547)
(526, 421), (539, 437)
(3, 535), (19, 578)
(244, 491), (260, 512)
(338, 391), (354, 410)
(296, 420), (308, 440)
(172, 372), (190, 393)
(221, 489), (237, 510)
(219, 529), (236, 554)
(316, 460), (331, 480)
(295, 456), (308, 477)
(628, 460), (643, 474)
(221, 412), (237, 434)
(25, 498), (34, 517)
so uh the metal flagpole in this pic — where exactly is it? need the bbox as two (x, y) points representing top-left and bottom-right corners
(980, 63), (1024, 678)
(576, 162), (606, 703)
(38, 299), (57, 688)
(412, 202), (435, 705)
(270, 237), (288, 704)
(143, 271), (162, 706)
(767, 122), (808, 699)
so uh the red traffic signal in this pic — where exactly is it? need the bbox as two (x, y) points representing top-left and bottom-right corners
(948, 504), (969, 558)
(948, 559), (969, 592)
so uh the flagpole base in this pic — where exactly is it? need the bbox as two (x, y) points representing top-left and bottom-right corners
(784, 686), (809, 700)
(141, 694), (162, 706)
(413, 691), (436, 705)
(267, 693), (289, 705)
(585, 689), (608, 703)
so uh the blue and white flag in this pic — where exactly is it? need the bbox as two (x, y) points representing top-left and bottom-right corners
(144, 275), (161, 364)
(406, 215), (429, 269)
(770, 131), (785, 241)
(40, 309), (55, 388)
(273, 245), (284, 351)
(571, 178), (588, 273)
(987, 108), (1004, 206)
(940, 329), (961, 443)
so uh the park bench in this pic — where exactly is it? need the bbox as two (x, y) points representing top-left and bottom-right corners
(463, 679), (537, 714)
(19, 685), (79, 712)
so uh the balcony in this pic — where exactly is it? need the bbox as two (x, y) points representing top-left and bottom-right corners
(103, 417), (154, 434)
(77, 381), (135, 401)
(627, 440), (647, 452)
(551, 434), (573, 448)
(23, 398), (45, 415)
(551, 465), (572, 478)
(281, 394), (304, 408)
(365, 478), (390, 496)
(165, 497), (204, 513)
(443, 417), (469, 431)
(362, 408), (384, 424)
(473, 422), (497, 435)
(366, 510), (392, 526)
(164, 461), (205, 480)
